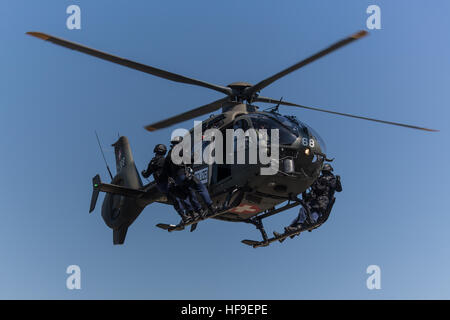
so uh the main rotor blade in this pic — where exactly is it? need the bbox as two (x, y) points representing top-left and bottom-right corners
(245, 30), (368, 97)
(145, 97), (230, 131)
(27, 32), (232, 96)
(255, 96), (438, 132)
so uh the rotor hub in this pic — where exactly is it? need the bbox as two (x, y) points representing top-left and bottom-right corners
(227, 82), (252, 89)
(227, 82), (255, 101)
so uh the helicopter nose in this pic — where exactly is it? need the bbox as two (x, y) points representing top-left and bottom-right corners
(278, 145), (310, 173)
(278, 135), (325, 175)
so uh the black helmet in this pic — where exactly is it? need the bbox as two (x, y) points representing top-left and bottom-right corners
(171, 136), (183, 145)
(153, 144), (167, 155)
(322, 163), (334, 173)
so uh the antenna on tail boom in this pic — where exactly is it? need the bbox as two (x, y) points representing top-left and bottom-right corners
(95, 131), (114, 180)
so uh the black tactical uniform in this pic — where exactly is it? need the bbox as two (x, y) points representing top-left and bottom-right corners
(285, 163), (342, 233)
(307, 163), (342, 216)
(142, 147), (167, 184)
(166, 136), (216, 218)
(142, 144), (193, 223)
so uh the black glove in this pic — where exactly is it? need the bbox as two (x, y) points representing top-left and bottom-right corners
(141, 170), (149, 178)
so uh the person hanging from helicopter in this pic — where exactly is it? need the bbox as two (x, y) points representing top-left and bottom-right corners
(141, 143), (195, 224)
(275, 163), (342, 236)
(294, 163), (342, 229)
(166, 136), (217, 220)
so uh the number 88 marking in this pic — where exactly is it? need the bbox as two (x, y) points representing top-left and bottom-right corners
(302, 137), (315, 148)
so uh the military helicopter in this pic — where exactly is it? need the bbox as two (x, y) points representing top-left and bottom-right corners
(27, 30), (437, 247)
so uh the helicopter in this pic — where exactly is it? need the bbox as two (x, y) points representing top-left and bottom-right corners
(27, 30), (437, 247)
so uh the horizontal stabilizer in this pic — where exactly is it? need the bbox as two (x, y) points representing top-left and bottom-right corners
(89, 174), (146, 213)
(96, 181), (146, 197)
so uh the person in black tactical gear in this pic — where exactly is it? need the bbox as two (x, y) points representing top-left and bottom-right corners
(275, 163), (342, 237)
(142, 143), (194, 224)
(166, 136), (217, 220)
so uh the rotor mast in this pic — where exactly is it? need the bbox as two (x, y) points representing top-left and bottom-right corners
(222, 82), (256, 113)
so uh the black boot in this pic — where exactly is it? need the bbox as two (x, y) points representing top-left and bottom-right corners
(207, 204), (218, 215)
(179, 213), (192, 225)
(284, 225), (301, 234)
(273, 231), (286, 243)
(285, 225), (302, 239)
(188, 211), (199, 221)
(198, 208), (209, 219)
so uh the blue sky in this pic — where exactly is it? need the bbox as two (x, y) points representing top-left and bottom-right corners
(0, 0), (449, 299)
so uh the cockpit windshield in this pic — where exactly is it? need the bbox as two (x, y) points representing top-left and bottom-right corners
(244, 113), (326, 152)
(247, 114), (297, 145)
(270, 114), (303, 137)
(260, 113), (327, 153)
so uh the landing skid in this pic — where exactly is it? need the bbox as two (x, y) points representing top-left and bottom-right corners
(241, 197), (336, 248)
(242, 225), (313, 248)
(156, 207), (230, 232)
(156, 186), (245, 233)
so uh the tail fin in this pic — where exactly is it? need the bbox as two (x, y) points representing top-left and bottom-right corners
(100, 136), (145, 244)
(112, 136), (143, 189)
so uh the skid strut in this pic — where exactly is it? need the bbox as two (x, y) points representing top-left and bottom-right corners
(252, 217), (269, 245)
(156, 186), (245, 232)
(241, 196), (312, 248)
